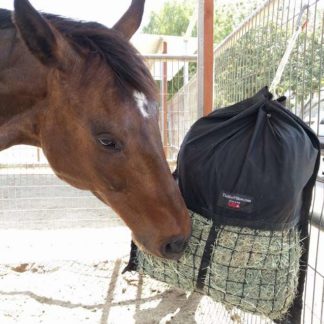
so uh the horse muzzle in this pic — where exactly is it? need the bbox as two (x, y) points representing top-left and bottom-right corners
(160, 235), (189, 260)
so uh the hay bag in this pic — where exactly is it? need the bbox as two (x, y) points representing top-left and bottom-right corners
(136, 211), (301, 320)
(124, 88), (320, 320)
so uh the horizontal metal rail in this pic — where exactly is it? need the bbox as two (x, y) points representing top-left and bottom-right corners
(143, 54), (197, 61)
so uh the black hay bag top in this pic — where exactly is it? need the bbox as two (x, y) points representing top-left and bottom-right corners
(176, 87), (319, 231)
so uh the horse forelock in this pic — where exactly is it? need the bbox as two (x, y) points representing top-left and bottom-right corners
(67, 28), (157, 102)
(0, 9), (157, 102)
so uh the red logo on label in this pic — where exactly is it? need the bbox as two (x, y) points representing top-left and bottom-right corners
(228, 201), (241, 209)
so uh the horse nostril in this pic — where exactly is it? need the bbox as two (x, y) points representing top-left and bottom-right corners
(162, 236), (188, 259)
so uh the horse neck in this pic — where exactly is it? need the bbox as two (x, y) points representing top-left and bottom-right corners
(0, 27), (48, 125)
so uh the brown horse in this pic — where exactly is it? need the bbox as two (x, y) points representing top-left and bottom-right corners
(0, 0), (191, 259)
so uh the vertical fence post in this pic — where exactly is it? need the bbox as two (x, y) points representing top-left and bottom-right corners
(198, 0), (214, 117)
(162, 41), (169, 158)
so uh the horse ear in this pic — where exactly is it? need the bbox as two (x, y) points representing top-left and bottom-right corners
(13, 0), (60, 67)
(113, 0), (145, 39)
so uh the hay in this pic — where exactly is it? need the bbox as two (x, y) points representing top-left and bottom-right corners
(137, 211), (301, 320)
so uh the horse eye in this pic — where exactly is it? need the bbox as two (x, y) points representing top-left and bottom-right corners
(97, 134), (122, 152)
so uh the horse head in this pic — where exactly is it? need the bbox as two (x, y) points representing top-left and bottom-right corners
(0, 0), (191, 259)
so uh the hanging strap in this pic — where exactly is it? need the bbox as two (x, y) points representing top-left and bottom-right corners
(122, 241), (138, 273)
(196, 223), (219, 290)
(269, 5), (309, 94)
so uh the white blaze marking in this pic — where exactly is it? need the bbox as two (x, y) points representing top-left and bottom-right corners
(134, 92), (149, 118)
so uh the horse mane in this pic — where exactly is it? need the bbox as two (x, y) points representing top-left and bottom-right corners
(0, 9), (157, 101)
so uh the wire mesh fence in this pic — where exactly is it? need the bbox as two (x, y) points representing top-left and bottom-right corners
(143, 54), (198, 164)
(212, 0), (324, 323)
(0, 147), (120, 231)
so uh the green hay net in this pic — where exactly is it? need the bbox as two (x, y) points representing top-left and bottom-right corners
(137, 211), (301, 320)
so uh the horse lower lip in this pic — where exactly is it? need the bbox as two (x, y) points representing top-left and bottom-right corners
(162, 251), (184, 261)
(159, 246), (186, 260)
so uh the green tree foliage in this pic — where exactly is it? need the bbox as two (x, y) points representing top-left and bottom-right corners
(143, 0), (196, 36)
(213, 1), (260, 44)
(143, 0), (261, 42)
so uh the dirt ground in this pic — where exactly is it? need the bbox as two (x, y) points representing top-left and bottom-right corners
(0, 171), (281, 324)
(0, 258), (197, 324)
(0, 259), (273, 324)
(0, 227), (275, 324)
